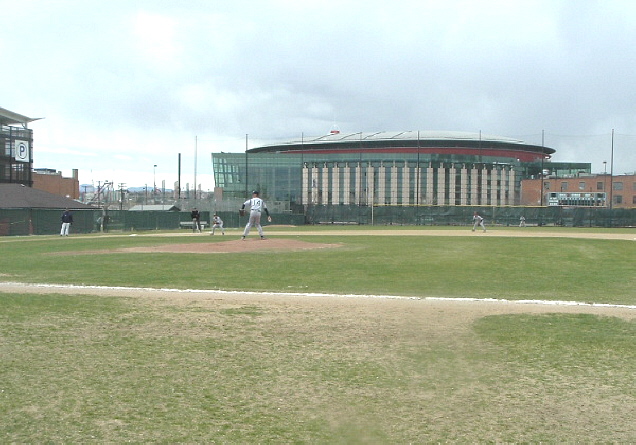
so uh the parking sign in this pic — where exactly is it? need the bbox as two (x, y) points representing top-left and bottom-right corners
(14, 140), (30, 161)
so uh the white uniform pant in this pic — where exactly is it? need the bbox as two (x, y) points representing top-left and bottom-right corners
(472, 220), (486, 232)
(61, 222), (71, 236)
(211, 222), (224, 235)
(243, 211), (264, 237)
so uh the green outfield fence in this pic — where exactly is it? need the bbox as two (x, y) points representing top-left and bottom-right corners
(0, 206), (634, 236)
(306, 205), (636, 228)
(0, 209), (306, 236)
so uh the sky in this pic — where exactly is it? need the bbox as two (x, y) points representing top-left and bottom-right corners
(2, 0), (636, 191)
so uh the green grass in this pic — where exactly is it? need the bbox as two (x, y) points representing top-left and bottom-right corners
(1, 228), (635, 442)
(1, 293), (634, 442)
(1, 230), (634, 304)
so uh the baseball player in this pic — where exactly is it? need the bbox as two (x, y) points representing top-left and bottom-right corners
(472, 211), (486, 232)
(210, 213), (225, 235)
(60, 208), (73, 236)
(240, 191), (271, 240)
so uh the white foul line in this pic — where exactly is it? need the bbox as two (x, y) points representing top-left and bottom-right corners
(2, 282), (635, 310)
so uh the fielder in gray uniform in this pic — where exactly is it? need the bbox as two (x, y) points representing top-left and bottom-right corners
(210, 214), (225, 235)
(240, 191), (271, 240)
(472, 211), (486, 232)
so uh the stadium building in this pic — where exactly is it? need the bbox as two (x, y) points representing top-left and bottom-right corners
(212, 130), (589, 210)
(1, 107), (38, 186)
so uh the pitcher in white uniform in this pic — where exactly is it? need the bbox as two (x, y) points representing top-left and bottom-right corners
(240, 191), (272, 240)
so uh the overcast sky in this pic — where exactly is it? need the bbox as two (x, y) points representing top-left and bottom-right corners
(3, 0), (636, 190)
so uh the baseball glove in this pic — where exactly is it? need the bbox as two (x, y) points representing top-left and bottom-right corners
(239, 209), (245, 217)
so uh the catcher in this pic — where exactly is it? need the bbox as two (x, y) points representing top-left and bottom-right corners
(240, 190), (271, 240)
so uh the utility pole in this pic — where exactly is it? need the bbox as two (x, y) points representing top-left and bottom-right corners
(609, 129), (614, 227)
(118, 183), (126, 210)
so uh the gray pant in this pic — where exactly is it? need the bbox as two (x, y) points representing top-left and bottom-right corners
(243, 211), (264, 237)
(472, 219), (486, 232)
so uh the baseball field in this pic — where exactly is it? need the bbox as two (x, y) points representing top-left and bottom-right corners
(1, 226), (635, 442)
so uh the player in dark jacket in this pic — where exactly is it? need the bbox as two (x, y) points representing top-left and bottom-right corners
(60, 208), (73, 236)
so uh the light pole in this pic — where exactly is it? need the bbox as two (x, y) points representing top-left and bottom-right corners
(153, 165), (157, 203)
(603, 161), (607, 206)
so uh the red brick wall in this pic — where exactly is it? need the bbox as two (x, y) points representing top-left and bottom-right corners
(521, 174), (635, 208)
(32, 170), (79, 200)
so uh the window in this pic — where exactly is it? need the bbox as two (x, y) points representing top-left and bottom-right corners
(633, 196), (636, 205)
(560, 182), (568, 191)
(597, 181), (604, 190)
(544, 181), (551, 190)
(614, 195), (622, 204)
(579, 182), (586, 190)
(613, 182), (623, 190)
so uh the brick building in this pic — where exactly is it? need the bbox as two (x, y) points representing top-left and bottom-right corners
(521, 173), (636, 208)
(32, 168), (80, 200)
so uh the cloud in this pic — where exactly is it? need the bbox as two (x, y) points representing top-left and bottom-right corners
(3, 0), (636, 192)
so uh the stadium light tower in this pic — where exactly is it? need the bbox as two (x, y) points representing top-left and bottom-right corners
(153, 164), (157, 200)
